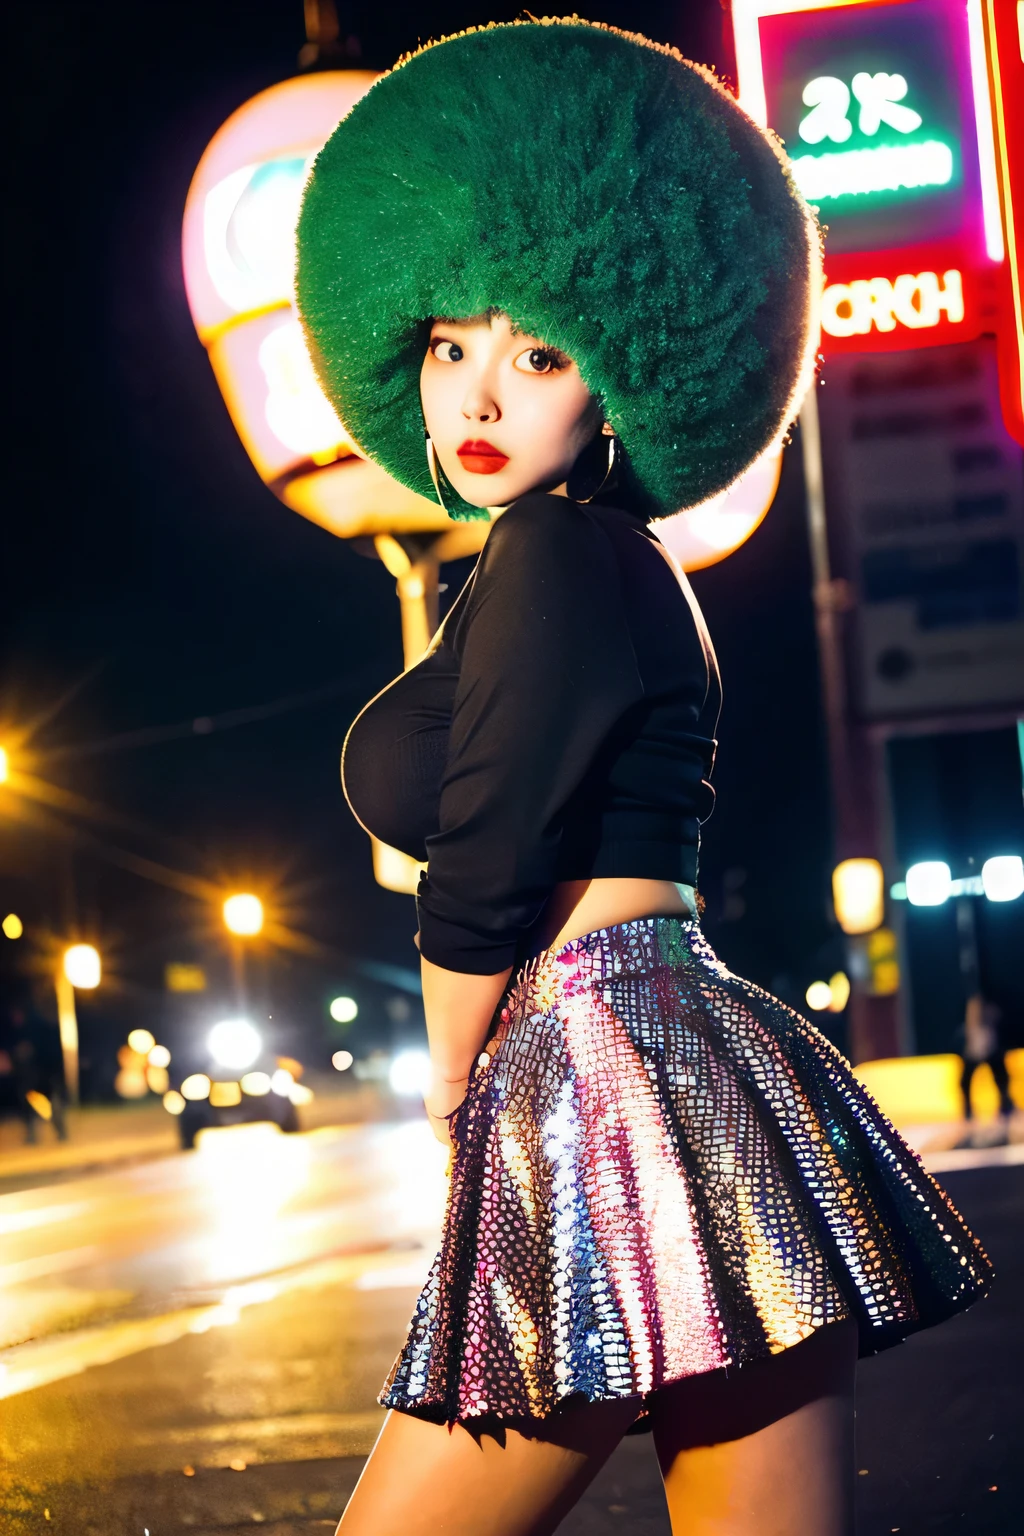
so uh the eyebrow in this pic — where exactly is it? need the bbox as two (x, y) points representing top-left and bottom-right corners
(431, 308), (519, 332)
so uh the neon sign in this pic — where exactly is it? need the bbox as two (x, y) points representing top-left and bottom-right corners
(738, 0), (987, 265)
(821, 268), (964, 337)
(790, 68), (955, 202)
(792, 140), (953, 201)
(798, 71), (922, 145)
(733, 0), (1003, 355)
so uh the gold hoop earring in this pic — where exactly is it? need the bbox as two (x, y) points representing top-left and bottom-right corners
(573, 432), (617, 504)
(425, 433), (449, 514)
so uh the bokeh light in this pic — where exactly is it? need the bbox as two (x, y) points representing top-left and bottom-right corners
(389, 1049), (432, 1097)
(332, 1050), (354, 1071)
(127, 1028), (156, 1056)
(827, 971), (852, 1012)
(223, 893), (264, 936)
(329, 995), (358, 1023)
(805, 980), (833, 1012)
(981, 855), (1024, 902)
(832, 858), (885, 935)
(63, 944), (101, 989)
(2, 913), (23, 940)
(905, 861), (952, 907)
(208, 1018), (262, 1071)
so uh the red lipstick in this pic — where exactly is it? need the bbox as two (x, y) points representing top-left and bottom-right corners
(456, 438), (510, 475)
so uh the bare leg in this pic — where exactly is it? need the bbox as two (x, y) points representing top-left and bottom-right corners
(650, 1319), (858, 1536)
(336, 1395), (639, 1536)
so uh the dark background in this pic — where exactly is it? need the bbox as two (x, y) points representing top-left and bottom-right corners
(2, 0), (865, 1084)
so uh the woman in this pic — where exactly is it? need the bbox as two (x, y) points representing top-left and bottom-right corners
(297, 21), (991, 1535)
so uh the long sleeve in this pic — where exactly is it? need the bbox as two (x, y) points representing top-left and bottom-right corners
(416, 496), (645, 974)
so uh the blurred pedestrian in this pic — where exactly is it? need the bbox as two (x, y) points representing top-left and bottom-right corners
(959, 992), (1014, 1135)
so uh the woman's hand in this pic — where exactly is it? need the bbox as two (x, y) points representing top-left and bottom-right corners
(423, 1072), (470, 1147)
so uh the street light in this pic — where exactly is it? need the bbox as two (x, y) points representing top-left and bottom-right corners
(223, 893), (264, 936)
(981, 855), (1024, 902)
(63, 944), (101, 989)
(57, 943), (101, 1105)
(905, 861), (953, 907)
(222, 894), (263, 1008)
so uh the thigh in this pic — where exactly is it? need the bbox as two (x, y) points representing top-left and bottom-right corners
(649, 1319), (858, 1536)
(336, 1396), (640, 1536)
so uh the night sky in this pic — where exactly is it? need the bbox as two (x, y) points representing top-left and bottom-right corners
(4, 1), (848, 1079)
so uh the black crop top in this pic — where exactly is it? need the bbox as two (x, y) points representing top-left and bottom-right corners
(342, 494), (722, 975)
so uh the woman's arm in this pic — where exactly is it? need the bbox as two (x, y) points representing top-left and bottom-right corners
(421, 955), (511, 1144)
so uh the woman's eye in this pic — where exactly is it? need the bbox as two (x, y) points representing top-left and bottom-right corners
(431, 339), (463, 363)
(513, 347), (565, 375)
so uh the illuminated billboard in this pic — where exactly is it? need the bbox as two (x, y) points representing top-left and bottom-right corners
(734, 0), (1004, 354)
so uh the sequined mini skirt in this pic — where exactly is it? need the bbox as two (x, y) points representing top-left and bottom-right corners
(381, 918), (992, 1427)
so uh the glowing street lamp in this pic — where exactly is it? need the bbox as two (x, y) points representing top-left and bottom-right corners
(980, 855), (1024, 903)
(223, 893), (264, 937)
(905, 861), (953, 908)
(57, 943), (102, 1105)
(222, 893), (264, 1008)
(63, 944), (101, 990)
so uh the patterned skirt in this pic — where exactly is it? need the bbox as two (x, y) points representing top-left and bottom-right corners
(381, 918), (992, 1427)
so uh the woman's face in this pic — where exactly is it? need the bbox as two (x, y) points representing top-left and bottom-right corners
(419, 312), (603, 507)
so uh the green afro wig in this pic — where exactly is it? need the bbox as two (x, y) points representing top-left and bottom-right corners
(296, 17), (820, 521)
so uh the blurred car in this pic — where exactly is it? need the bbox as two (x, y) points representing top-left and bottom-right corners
(166, 1017), (303, 1149)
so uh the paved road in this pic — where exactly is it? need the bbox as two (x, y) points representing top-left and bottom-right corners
(1, 1121), (1020, 1534)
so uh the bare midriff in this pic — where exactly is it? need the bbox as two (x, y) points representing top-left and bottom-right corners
(530, 877), (698, 958)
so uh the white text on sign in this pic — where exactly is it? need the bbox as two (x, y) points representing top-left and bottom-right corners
(821, 269), (964, 338)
